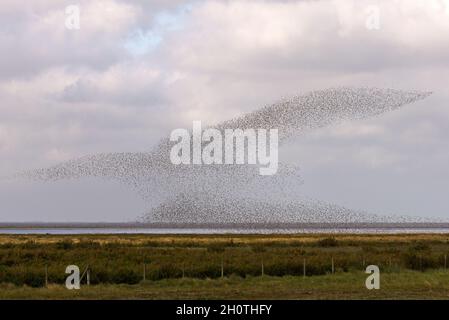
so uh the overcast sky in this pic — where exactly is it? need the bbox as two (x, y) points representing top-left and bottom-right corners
(0, 0), (448, 222)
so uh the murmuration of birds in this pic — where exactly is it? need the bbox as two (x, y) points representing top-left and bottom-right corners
(19, 87), (435, 225)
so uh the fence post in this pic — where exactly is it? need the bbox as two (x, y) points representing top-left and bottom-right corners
(261, 259), (264, 277)
(221, 258), (224, 279)
(87, 268), (90, 286)
(143, 263), (146, 281)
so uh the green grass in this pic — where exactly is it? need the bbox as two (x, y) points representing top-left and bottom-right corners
(1, 234), (449, 299)
(2, 271), (449, 299)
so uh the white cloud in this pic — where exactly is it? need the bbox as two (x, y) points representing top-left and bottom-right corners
(1, 0), (449, 219)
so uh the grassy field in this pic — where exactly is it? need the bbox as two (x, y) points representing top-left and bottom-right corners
(1, 233), (449, 299)
(1, 271), (449, 299)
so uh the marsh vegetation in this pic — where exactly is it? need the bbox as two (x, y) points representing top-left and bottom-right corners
(1, 233), (449, 298)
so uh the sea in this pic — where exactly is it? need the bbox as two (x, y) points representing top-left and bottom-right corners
(1, 223), (449, 234)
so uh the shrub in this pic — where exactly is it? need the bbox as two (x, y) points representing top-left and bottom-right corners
(207, 243), (226, 253)
(404, 251), (438, 270)
(251, 245), (267, 253)
(411, 242), (430, 251)
(77, 240), (101, 249)
(316, 237), (339, 247)
(157, 264), (182, 280)
(110, 268), (141, 284)
(56, 240), (74, 250)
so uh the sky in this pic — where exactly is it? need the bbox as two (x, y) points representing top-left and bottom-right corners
(0, 0), (448, 222)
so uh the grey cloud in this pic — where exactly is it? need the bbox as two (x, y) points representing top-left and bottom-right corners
(1, 0), (449, 221)
(59, 73), (168, 107)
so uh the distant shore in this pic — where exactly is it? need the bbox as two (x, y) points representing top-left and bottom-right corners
(1, 222), (449, 229)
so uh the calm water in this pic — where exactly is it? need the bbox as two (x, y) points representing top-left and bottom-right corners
(1, 227), (449, 234)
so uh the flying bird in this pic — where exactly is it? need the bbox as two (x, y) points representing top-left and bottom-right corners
(20, 87), (432, 224)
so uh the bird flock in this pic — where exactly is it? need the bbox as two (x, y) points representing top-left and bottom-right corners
(21, 87), (433, 225)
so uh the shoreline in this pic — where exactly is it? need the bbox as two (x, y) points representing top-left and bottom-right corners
(2, 222), (449, 229)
